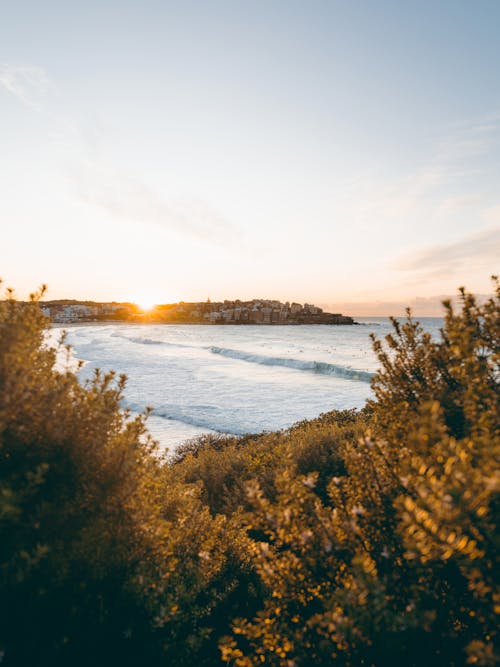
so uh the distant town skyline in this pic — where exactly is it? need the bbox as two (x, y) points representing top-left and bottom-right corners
(39, 297), (356, 324)
(1, 1), (499, 314)
(36, 290), (495, 318)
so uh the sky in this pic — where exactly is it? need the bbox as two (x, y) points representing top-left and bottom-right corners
(1, 0), (499, 314)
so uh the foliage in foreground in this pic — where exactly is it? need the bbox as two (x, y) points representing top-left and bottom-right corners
(0, 280), (498, 666)
(0, 286), (245, 666)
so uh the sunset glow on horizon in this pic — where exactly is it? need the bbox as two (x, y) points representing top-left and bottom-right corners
(1, 1), (499, 313)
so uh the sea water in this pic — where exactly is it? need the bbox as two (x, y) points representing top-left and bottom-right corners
(54, 318), (444, 453)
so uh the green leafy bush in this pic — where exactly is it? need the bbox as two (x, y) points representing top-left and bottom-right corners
(222, 280), (499, 667)
(0, 280), (498, 667)
(0, 287), (245, 666)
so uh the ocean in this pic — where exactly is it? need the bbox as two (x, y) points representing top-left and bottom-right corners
(54, 318), (444, 454)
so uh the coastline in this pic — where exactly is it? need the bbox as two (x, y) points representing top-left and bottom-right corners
(51, 319), (360, 327)
(40, 298), (355, 326)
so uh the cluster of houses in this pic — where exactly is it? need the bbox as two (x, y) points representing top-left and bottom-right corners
(40, 299), (354, 326)
(40, 302), (133, 323)
(176, 299), (354, 325)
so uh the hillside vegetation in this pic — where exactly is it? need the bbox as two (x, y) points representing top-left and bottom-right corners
(0, 281), (498, 666)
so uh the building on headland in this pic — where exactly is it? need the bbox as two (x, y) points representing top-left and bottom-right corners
(40, 301), (135, 323)
(39, 298), (355, 325)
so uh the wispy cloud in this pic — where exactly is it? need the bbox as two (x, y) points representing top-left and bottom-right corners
(337, 113), (500, 229)
(74, 158), (240, 245)
(434, 194), (483, 217)
(395, 225), (500, 279)
(433, 112), (500, 164)
(0, 62), (239, 246)
(0, 63), (53, 109)
(320, 292), (494, 317)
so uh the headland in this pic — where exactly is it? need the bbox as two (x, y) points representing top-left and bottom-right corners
(40, 298), (355, 325)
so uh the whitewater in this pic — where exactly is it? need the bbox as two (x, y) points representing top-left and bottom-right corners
(55, 318), (443, 453)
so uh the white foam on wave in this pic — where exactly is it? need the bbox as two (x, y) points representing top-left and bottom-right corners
(126, 401), (245, 435)
(110, 332), (192, 348)
(44, 328), (88, 372)
(60, 322), (407, 447)
(209, 346), (374, 383)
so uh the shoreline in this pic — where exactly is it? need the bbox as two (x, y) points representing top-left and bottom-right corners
(50, 320), (360, 327)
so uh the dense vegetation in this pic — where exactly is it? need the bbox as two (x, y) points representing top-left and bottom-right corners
(0, 280), (498, 666)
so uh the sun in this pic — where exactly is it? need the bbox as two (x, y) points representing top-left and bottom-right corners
(137, 298), (157, 311)
(132, 295), (163, 311)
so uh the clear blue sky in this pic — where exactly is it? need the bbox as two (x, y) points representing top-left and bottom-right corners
(1, 1), (499, 312)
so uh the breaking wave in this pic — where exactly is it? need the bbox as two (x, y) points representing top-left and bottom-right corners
(110, 333), (191, 348)
(126, 401), (243, 435)
(209, 347), (374, 383)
